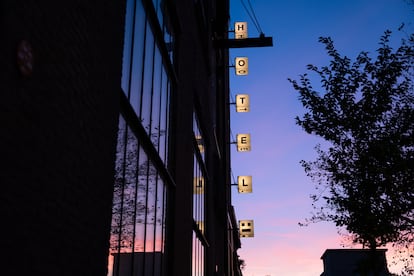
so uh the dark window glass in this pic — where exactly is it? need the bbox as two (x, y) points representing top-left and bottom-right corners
(109, 0), (175, 275)
(109, 115), (168, 276)
(192, 112), (207, 275)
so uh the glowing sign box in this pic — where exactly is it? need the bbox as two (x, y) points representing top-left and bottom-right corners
(235, 22), (248, 39)
(236, 94), (250, 112)
(237, 133), (251, 152)
(239, 220), (254, 238)
(235, 57), (248, 75)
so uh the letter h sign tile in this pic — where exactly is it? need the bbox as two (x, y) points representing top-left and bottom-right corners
(235, 22), (248, 39)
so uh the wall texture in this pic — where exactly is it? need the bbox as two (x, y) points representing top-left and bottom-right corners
(1, 1), (125, 275)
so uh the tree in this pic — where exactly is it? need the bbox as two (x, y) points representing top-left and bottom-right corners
(289, 30), (414, 272)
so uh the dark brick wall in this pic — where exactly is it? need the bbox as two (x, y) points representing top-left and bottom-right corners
(1, 1), (125, 275)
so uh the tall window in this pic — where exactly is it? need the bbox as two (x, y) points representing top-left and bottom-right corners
(121, 0), (173, 164)
(109, 116), (168, 276)
(108, 0), (175, 275)
(192, 112), (208, 276)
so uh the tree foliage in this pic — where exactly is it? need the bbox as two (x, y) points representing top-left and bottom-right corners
(289, 30), (414, 252)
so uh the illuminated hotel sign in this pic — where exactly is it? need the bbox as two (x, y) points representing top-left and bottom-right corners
(230, 18), (274, 241)
(193, 177), (205, 194)
(235, 57), (248, 75)
(235, 22), (248, 39)
(239, 220), (254, 238)
(238, 176), (252, 193)
(236, 94), (249, 112)
(236, 133), (251, 152)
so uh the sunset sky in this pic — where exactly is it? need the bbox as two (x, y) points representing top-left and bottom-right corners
(228, 1), (414, 275)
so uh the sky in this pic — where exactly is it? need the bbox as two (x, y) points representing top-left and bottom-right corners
(228, 1), (414, 275)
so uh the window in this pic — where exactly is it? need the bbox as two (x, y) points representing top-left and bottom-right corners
(108, 0), (175, 275)
(109, 116), (168, 276)
(121, 0), (173, 165)
(192, 112), (208, 276)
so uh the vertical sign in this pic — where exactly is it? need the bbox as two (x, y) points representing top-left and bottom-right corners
(193, 177), (205, 194)
(236, 94), (250, 112)
(238, 176), (252, 193)
(237, 134), (251, 152)
(235, 22), (248, 39)
(239, 220), (254, 238)
(235, 57), (248, 76)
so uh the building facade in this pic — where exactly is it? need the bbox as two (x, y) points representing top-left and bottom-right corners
(2, 0), (241, 275)
(321, 249), (390, 276)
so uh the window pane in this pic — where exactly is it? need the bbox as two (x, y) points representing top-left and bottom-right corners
(140, 23), (155, 130)
(193, 113), (205, 161)
(150, 48), (162, 149)
(192, 232), (205, 276)
(192, 112), (206, 275)
(120, 0), (134, 95)
(109, 116), (168, 276)
(122, 0), (145, 99)
(129, 2), (146, 115)
(158, 68), (169, 163)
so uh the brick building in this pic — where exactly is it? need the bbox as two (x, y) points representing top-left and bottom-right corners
(2, 0), (242, 275)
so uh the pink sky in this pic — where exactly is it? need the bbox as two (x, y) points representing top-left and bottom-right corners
(229, 1), (413, 275)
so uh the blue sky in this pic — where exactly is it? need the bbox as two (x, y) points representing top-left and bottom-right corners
(229, 1), (413, 275)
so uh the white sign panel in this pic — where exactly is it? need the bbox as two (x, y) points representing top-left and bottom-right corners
(235, 22), (248, 39)
(236, 94), (250, 112)
(238, 176), (252, 193)
(239, 220), (254, 238)
(235, 57), (248, 76)
(237, 133), (251, 152)
(193, 177), (205, 194)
